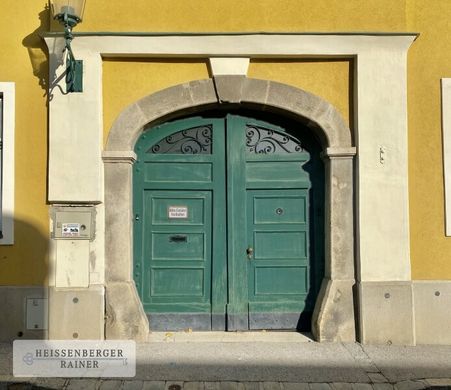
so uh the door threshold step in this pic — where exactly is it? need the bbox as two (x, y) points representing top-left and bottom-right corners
(147, 331), (314, 343)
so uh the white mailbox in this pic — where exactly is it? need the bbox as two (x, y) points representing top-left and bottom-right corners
(52, 207), (95, 240)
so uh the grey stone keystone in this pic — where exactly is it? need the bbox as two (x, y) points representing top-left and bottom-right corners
(213, 76), (246, 103)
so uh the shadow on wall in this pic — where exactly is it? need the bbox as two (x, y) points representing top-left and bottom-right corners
(22, 6), (51, 98)
(0, 215), (49, 342)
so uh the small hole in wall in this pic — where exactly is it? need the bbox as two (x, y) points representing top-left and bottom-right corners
(73, 332), (78, 339)
(17, 331), (23, 337)
(73, 297), (79, 303)
(384, 293), (390, 299)
(435, 291), (441, 296)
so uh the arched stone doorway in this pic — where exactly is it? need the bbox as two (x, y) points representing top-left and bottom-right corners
(103, 77), (356, 342)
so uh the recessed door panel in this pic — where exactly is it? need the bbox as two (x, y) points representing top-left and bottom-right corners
(151, 233), (205, 260)
(253, 195), (307, 224)
(254, 266), (308, 295)
(145, 162), (213, 183)
(254, 231), (307, 259)
(151, 197), (205, 225)
(142, 190), (211, 310)
(151, 268), (205, 296)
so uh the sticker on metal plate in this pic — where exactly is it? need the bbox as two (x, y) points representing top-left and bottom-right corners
(168, 206), (188, 219)
(62, 223), (81, 237)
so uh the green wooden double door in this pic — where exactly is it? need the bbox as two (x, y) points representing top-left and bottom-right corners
(133, 114), (324, 331)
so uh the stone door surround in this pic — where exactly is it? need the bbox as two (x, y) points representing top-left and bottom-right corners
(103, 76), (356, 341)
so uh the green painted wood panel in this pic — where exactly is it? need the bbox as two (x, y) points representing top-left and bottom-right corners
(254, 266), (308, 295)
(152, 233), (205, 260)
(151, 268), (205, 296)
(145, 162), (213, 182)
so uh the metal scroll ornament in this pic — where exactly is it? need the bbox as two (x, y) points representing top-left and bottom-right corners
(246, 125), (303, 154)
(148, 126), (212, 154)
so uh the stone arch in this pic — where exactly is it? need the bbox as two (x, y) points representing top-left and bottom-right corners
(106, 77), (352, 152)
(103, 76), (356, 342)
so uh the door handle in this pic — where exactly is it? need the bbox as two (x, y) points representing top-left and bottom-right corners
(246, 247), (254, 260)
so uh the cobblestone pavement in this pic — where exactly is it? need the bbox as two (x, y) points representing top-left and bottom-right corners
(1, 379), (451, 390)
(2, 341), (451, 390)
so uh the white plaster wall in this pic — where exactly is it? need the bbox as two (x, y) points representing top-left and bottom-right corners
(441, 79), (451, 236)
(356, 50), (411, 281)
(47, 51), (103, 203)
(0, 82), (15, 245)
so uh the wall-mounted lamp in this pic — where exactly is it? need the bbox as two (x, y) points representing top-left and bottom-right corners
(50, 0), (86, 93)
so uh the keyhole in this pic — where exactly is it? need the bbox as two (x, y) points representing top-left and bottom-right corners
(276, 208), (284, 215)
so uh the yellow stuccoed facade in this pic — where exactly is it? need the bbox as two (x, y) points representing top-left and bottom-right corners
(1, 0), (451, 283)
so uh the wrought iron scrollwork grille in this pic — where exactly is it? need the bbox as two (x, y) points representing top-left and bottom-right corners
(246, 125), (304, 154)
(148, 125), (212, 154)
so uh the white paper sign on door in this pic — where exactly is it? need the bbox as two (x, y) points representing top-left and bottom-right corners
(168, 206), (188, 219)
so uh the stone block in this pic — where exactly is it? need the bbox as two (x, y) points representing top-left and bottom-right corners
(309, 384), (332, 390)
(372, 384), (394, 390)
(166, 382), (184, 390)
(330, 384), (353, 390)
(350, 385), (373, 390)
(48, 285), (104, 339)
(359, 282), (414, 345)
(394, 381), (426, 390)
(142, 382), (166, 390)
(123, 380), (144, 390)
(262, 383), (281, 390)
(184, 382), (205, 390)
(242, 383), (261, 390)
(0, 287), (47, 342)
(413, 281), (451, 345)
(105, 281), (149, 340)
(99, 380), (123, 390)
(66, 379), (99, 390)
(284, 383), (310, 390)
(368, 373), (388, 383)
(213, 76), (246, 103)
(312, 279), (356, 342)
(219, 382), (244, 390)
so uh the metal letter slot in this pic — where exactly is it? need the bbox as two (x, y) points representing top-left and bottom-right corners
(169, 235), (188, 243)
